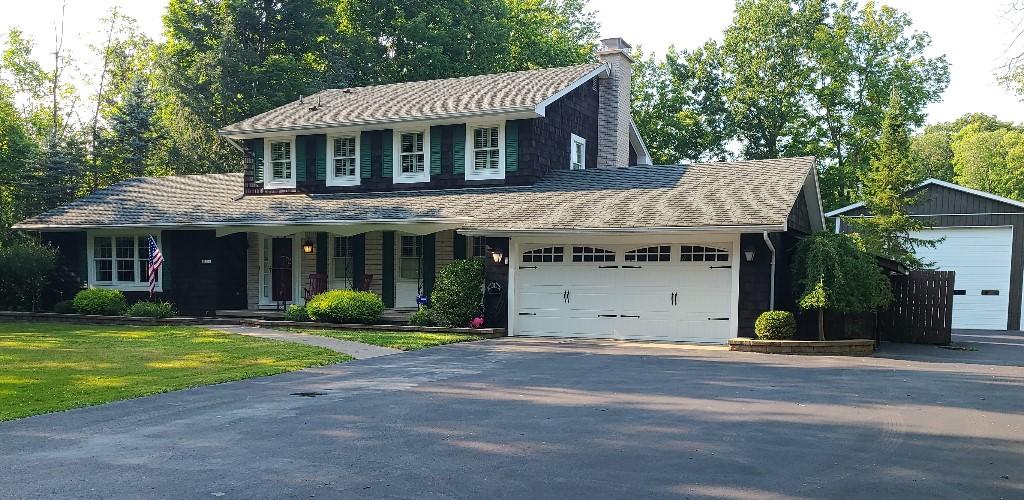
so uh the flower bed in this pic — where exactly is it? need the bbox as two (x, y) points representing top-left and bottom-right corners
(728, 338), (875, 356)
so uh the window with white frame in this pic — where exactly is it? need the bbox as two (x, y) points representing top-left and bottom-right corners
(471, 236), (488, 258)
(681, 245), (730, 262)
(570, 133), (586, 170)
(466, 124), (503, 179)
(332, 237), (354, 288)
(399, 235), (423, 280)
(624, 245), (671, 262)
(265, 138), (295, 187)
(572, 246), (616, 263)
(261, 237), (271, 299)
(329, 135), (359, 185)
(522, 246), (564, 263)
(90, 233), (160, 290)
(395, 130), (427, 182)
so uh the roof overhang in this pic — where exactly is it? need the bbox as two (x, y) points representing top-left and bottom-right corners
(457, 224), (787, 237)
(824, 178), (1024, 217)
(13, 217), (472, 235)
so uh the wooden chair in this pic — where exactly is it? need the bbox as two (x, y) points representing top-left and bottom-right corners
(303, 273), (328, 301)
(360, 274), (374, 292)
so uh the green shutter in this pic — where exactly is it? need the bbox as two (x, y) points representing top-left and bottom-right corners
(161, 233), (172, 291)
(422, 233), (436, 298)
(249, 138), (264, 183)
(295, 136), (307, 182)
(382, 231), (395, 307)
(76, 232), (88, 285)
(430, 126), (442, 176)
(313, 134), (327, 181)
(452, 124), (466, 174)
(316, 232), (328, 274)
(352, 234), (366, 290)
(360, 132), (372, 179)
(381, 130), (394, 178)
(454, 233), (467, 260)
(505, 121), (519, 172)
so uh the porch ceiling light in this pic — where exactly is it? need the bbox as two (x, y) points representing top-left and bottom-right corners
(743, 247), (755, 262)
(303, 240), (314, 254)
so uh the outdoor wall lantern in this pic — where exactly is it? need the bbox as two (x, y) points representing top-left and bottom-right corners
(302, 240), (315, 254)
(489, 247), (505, 264)
(743, 247), (756, 262)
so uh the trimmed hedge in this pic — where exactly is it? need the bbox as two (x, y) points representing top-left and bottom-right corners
(305, 290), (384, 324)
(754, 310), (797, 340)
(72, 289), (127, 316)
(0, 240), (57, 311)
(430, 259), (484, 327)
(126, 301), (176, 318)
(408, 306), (434, 326)
(52, 300), (75, 314)
(284, 304), (310, 322)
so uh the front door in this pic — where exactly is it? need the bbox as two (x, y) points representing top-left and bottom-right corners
(396, 235), (423, 308)
(271, 237), (293, 302)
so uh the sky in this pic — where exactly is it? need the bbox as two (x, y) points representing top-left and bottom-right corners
(3, 0), (1024, 125)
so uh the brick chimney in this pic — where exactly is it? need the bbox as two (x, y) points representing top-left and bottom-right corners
(596, 37), (634, 167)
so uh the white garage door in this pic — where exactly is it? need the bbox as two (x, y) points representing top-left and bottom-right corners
(515, 243), (734, 343)
(911, 227), (1012, 330)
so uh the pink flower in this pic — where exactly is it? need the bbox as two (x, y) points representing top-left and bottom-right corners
(469, 316), (485, 328)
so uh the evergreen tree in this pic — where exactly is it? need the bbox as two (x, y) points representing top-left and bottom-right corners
(847, 87), (938, 269)
(98, 75), (158, 184)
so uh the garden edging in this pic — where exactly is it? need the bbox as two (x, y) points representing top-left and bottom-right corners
(728, 338), (875, 356)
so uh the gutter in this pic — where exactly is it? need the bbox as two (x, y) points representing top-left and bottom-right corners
(763, 231), (777, 310)
(456, 225), (787, 237)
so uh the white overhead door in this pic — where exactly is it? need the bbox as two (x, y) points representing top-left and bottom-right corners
(515, 243), (735, 343)
(911, 227), (1012, 330)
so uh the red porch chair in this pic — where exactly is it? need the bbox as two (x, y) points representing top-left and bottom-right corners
(303, 273), (328, 301)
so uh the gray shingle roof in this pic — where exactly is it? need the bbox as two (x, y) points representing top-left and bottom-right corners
(15, 158), (817, 232)
(219, 63), (606, 135)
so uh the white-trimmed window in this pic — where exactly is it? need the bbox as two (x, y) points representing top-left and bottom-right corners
(332, 237), (354, 289)
(264, 137), (296, 188)
(570, 133), (586, 170)
(89, 232), (161, 291)
(572, 246), (615, 263)
(394, 129), (429, 183)
(471, 236), (488, 258)
(328, 134), (360, 186)
(624, 245), (671, 262)
(466, 123), (505, 180)
(681, 245), (730, 262)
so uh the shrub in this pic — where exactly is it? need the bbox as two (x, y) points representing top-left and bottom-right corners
(284, 304), (310, 322)
(430, 259), (484, 327)
(52, 300), (75, 314)
(306, 290), (384, 324)
(0, 240), (58, 311)
(754, 311), (797, 340)
(126, 301), (176, 318)
(72, 288), (127, 316)
(409, 306), (434, 326)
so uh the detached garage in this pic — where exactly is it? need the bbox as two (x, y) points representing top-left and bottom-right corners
(829, 179), (1024, 331)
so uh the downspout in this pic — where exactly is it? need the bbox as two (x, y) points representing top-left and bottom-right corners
(763, 231), (776, 310)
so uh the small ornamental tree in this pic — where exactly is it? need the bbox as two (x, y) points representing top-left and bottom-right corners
(793, 232), (893, 340)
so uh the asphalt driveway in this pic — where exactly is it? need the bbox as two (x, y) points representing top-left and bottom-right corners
(1, 336), (1022, 499)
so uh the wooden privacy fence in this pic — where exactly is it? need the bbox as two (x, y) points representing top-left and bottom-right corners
(797, 270), (954, 345)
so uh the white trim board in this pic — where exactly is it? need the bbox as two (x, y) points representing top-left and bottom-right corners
(825, 178), (1024, 217)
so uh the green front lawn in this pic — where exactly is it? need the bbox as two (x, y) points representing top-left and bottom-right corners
(290, 329), (482, 351)
(0, 322), (350, 421)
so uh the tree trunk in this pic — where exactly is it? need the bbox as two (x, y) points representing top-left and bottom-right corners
(818, 308), (825, 341)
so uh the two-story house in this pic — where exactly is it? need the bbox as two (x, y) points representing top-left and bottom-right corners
(15, 39), (825, 343)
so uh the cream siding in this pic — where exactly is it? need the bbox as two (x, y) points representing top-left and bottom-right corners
(435, 230), (455, 272)
(246, 232), (260, 308)
(364, 231), (384, 296)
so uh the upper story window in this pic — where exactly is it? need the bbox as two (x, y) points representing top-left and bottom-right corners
(265, 137), (296, 188)
(466, 123), (505, 180)
(394, 129), (429, 183)
(89, 232), (161, 292)
(570, 133), (586, 170)
(328, 134), (360, 186)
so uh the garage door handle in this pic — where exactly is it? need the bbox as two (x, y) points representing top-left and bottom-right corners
(622, 265), (642, 269)
(621, 314), (640, 318)
(518, 312), (537, 316)
(519, 265), (537, 270)
(708, 317), (729, 321)
(709, 265), (732, 269)
(599, 265), (619, 269)
(598, 314), (618, 318)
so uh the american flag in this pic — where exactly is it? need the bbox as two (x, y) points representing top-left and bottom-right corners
(147, 235), (164, 297)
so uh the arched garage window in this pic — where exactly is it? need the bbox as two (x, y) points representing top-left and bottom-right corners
(681, 245), (729, 262)
(572, 246), (615, 262)
(522, 246), (564, 263)
(624, 245), (671, 262)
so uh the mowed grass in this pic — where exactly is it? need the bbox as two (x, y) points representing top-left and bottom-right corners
(291, 329), (482, 351)
(0, 322), (350, 421)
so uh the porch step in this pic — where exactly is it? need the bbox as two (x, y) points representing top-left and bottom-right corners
(380, 308), (416, 324)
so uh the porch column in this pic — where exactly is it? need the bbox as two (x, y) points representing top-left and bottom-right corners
(382, 231), (396, 308)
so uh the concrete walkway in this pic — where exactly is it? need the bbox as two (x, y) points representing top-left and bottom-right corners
(205, 325), (401, 359)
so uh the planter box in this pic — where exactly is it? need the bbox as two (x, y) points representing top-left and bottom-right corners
(728, 338), (875, 356)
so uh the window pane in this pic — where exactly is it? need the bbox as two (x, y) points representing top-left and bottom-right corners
(400, 257), (420, 280)
(334, 257), (352, 279)
(471, 236), (488, 258)
(401, 132), (423, 154)
(116, 237), (135, 259)
(117, 259), (135, 282)
(95, 237), (112, 258)
(96, 260), (113, 282)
